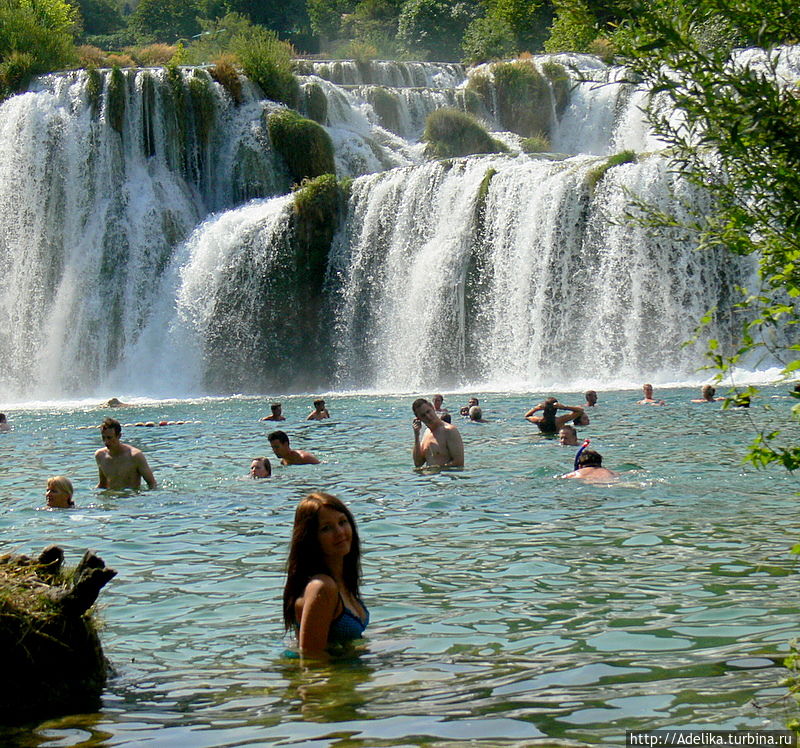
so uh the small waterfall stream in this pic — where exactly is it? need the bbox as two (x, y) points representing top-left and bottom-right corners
(0, 53), (789, 399)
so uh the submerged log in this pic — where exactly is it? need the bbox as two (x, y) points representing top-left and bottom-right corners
(0, 547), (117, 723)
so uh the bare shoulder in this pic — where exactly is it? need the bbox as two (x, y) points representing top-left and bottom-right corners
(306, 574), (337, 595)
(94, 447), (108, 459)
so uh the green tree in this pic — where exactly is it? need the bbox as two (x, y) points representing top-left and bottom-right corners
(306, 0), (354, 39)
(461, 14), (517, 63)
(486, 0), (553, 53)
(397, 0), (480, 61)
(617, 0), (800, 471)
(74, 0), (125, 36)
(129, 0), (201, 42)
(0, 0), (78, 97)
(543, 0), (597, 53)
(224, 0), (310, 39)
(344, 0), (403, 55)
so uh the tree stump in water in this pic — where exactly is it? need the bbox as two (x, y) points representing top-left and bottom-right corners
(0, 546), (117, 723)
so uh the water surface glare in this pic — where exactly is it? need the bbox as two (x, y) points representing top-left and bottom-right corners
(1, 388), (798, 746)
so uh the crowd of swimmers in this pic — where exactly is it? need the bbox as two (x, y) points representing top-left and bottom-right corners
(3, 382), (797, 659)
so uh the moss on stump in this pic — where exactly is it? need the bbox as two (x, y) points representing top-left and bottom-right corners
(423, 108), (508, 159)
(0, 547), (117, 724)
(268, 108), (336, 186)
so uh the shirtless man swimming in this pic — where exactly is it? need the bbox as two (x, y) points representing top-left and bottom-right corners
(691, 385), (724, 403)
(268, 430), (320, 465)
(561, 449), (618, 482)
(95, 417), (157, 490)
(412, 398), (464, 467)
(637, 383), (666, 406)
(306, 399), (330, 421)
(260, 403), (286, 421)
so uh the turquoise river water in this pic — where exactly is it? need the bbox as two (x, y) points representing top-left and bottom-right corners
(1, 387), (798, 746)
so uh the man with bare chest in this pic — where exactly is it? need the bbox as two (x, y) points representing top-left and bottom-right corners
(95, 418), (157, 490)
(411, 398), (464, 468)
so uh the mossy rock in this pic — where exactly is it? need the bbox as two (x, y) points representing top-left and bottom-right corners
(464, 72), (492, 111)
(541, 61), (571, 117)
(106, 66), (126, 134)
(188, 72), (215, 144)
(423, 108), (508, 159)
(0, 547), (116, 724)
(586, 150), (638, 192)
(292, 174), (343, 294)
(493, 61), (552, 138)
(86, 68), (103, 118)
(365, 86), (401, 133)
(209, 59), (243, 105)
(304, 82), (327, 124)
(140, 71), (156, 158)
(268, 108), (335, 185)
(476, 167), (497, 209)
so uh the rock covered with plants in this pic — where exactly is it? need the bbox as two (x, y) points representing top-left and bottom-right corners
(0, 547), (117, 723)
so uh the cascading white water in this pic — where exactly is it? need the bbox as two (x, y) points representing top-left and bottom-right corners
(328, 153), (751, 391)
(0, 52), (785, 399)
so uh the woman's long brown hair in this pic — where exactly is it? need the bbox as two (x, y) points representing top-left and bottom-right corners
(282, 492), (362, 631)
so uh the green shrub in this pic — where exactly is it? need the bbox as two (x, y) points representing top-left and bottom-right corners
(304, 82), (327, 124)
(0, 0), (77, 98)
(183, 13), (254, 65)
(232, 27), (299, 108)
(365, 86), (401, 132)
(0, 51), (35, 99)
(521, 135), (550, 153)
(588, 36), (616, 64)
(423, 108), (508, 159)
(268, 108), (335, 184)
(493, 60), (552, 137)
(209, 54), (243, 105)
(126, 43), (177, 66)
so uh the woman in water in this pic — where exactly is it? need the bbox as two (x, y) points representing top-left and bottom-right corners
(45, 476), (74, 508)
(283, 492), (368, 656)
(525, 398), (585, 435)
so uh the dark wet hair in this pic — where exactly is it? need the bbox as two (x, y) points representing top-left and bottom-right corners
(270, 403), (281, 411)
(101, 417), (121, 435)
(577, 449), (602, 468)
(283, 492), (361, 631)
(412, 398), (431, 415)
(268, 430), (289, 444)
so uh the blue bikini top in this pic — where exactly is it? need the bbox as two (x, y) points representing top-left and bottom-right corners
(328, 595), (369, 643)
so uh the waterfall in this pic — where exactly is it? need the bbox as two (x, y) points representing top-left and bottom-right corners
(328, 153), (751, 391)
(0, 52), (788, 400)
